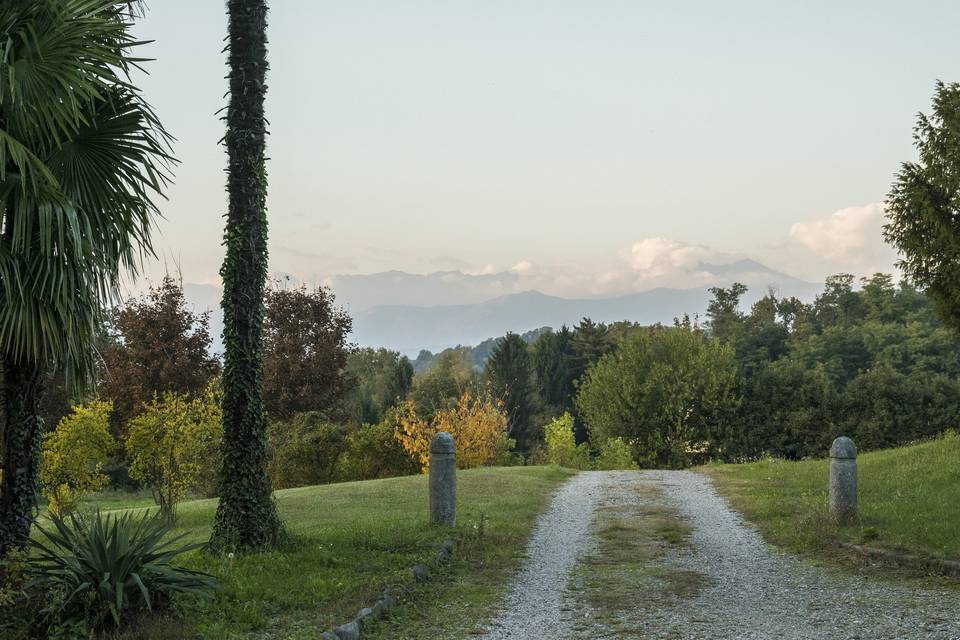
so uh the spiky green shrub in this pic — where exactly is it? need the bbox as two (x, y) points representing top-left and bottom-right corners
(28, 510), (216, 629)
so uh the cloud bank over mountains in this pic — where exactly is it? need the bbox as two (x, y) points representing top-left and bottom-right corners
(320, 202), (896, 312)
(177, 202), (899, 354)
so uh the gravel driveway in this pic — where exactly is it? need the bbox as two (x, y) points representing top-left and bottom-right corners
(477, 471), (615, 639)
(478, 470), (960, 640)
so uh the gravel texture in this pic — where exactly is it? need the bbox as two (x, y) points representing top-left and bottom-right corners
(646, 469), (960, 639)
(480, 470), (960, 640)
(477, 471), (619, 639)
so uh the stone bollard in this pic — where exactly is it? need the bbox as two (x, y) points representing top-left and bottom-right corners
(429, 432), (456, 526)
(829, 436), (857, 523)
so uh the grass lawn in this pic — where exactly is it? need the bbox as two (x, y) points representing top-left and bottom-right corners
(75, 465), (575, 640)
(701, 432), (960, 562)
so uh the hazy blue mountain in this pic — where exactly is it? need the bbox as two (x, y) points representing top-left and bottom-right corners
(183, 261), (821, 356)
(328, 270), (522, 313)
(330, 260), (814, 313)
(351, 279), (820, 356)
(412, 327), (551, 374)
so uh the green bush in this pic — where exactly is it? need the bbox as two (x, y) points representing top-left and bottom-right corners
(3, 550), (100, 639)
(40, 400), (116, 516)
(594, 437), (639, 470)
(267, 413), (350, 489)
(125, 389), (222, 522)
(334, 420), (419, 481)
(27, 511), (216, 630)
(0, 551), (40, 639)
(576, 324), (739, 468)
(543, 413), (591, 470)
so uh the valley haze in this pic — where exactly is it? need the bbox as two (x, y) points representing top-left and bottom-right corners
(182, 259), (821, 356)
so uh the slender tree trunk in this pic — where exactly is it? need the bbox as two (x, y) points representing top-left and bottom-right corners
(0, 358), (45, 557)
(210, 0), (283, 550)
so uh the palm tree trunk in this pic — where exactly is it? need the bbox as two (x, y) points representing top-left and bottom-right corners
(0, 358), (45, 557)
(210, 0), (283, 550)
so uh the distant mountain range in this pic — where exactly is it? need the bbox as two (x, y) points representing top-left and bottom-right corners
(349, 260), (821, 354)
(327, 270), (522, 313)
(352, 287), (805, 355)
(411, 327), (551, 374)
(182, 259), (822, 356)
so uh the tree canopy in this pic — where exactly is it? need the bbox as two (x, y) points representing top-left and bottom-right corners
(486, 332), (535, 452)
(262, 283), (354, 421)
(886, 81), (960, 331)
(576, 322), (739, 467)
(99, 276), (220, 438)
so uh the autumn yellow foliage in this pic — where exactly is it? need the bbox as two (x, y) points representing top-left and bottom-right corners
(40, 401), (116, 516)
(395, 389), (512, 472)
(126, 385), (222, 521)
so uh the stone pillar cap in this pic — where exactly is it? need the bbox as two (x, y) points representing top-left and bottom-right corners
(430, 432), (455, 454)
(830, 436), (857, 459)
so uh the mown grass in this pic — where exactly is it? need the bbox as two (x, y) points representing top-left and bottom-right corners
(70, 465), (575, 640)
(701, 432), (960, 562)
(75, 488), (158, 512)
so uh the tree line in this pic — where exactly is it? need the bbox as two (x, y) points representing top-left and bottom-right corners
(3, 0), (960, 563)
(47, 268), (960, 503)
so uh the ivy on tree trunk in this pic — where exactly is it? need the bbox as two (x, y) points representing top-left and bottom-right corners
(0, 359), (45, 556)
(210, 0), (284, 550)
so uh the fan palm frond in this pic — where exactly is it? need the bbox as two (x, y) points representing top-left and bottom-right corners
(0, 0), (174, 380)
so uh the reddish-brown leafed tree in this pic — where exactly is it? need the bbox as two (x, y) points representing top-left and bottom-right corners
(99, 277), (220, 438)
(262, 284), (355, 421)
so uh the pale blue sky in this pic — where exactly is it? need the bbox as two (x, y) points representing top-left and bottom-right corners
(134, 1), (958, 295)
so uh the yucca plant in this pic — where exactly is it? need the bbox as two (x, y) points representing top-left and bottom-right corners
(27, 510), (216, 628)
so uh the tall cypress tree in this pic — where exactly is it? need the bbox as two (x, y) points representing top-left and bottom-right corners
(487, 333), (534, 452)
(211, 0), (284, 550)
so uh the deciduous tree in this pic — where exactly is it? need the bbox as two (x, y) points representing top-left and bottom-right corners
(345, 347), (414, 426)
(262, 284), (354, 420)
(127, 387), (222, 522)
(40, 401), (116, 516)
(409, 348), (477, 418)
(577, 324), (739, 467)
(99, 276), (220, 438)
(395, 390), (511, 472)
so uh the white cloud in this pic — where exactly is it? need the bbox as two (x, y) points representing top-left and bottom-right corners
(627, 237), (718, 277)
(510, 260), (535, 274)
(464, 263), (498, 276)
(319, 203), (901, 306)
(762, 203), (899, 281)
(789, 203), (886, 261)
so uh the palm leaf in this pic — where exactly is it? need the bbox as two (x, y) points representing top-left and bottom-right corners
(0, 0), (175, 382)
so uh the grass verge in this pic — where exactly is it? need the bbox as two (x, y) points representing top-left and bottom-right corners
(701, 432), (960, 564)
(566, 481), (705, 637)
(78, 465), (575, 639)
